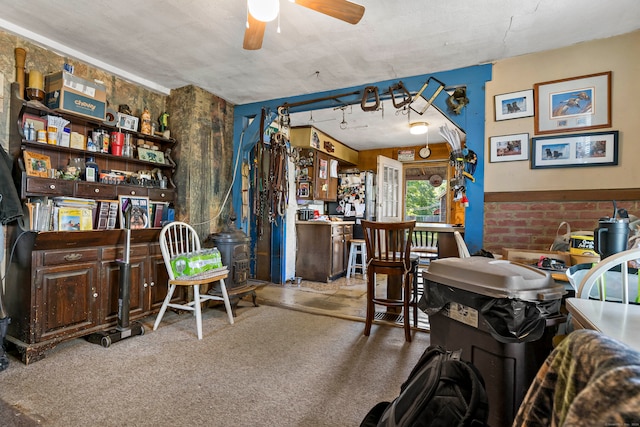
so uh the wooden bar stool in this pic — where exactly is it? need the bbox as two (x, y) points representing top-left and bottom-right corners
(346, 238), (367, 278)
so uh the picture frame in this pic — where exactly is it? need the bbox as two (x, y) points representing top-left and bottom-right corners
(494, 89), (534, 121)
(117, 113), (139, 132)
(22, 113), (48, 135)
(118, 195), (150, 229)
(24, 151), (51, 177)
(137, 147), (165, 164)
(489, 133), (529, 162)
(531, 131), (618, 169)
(298, 182), (310, 198)
(534, 71), (611, 135)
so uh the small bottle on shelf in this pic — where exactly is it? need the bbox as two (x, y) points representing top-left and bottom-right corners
(87, 136), (98, 152)
(85, 156), (99, 182)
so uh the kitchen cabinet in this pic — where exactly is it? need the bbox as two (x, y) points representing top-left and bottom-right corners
(313, 150), (338, 201)
(295, 221), (353, 282)
(295, 148), (338, 202)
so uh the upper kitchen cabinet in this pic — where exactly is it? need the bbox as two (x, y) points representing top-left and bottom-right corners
(290, 126), (358, 202)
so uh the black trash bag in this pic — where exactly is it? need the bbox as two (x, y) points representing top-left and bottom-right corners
(419, 280), (561, 344)
(0, 316), (9, 372)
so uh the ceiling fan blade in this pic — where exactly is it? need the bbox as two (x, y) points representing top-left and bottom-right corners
(294, 0), (365, 25)
(243, 13), (266, 50)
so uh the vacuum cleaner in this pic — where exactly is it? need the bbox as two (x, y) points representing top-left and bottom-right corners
(86, 199), (144, 347)
(0, 289), (9, 372)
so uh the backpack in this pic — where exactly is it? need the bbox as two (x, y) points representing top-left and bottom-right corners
(360, 346), (489, 427)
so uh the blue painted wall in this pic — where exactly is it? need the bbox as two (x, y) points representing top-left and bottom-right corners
(233, 64), (492, 280)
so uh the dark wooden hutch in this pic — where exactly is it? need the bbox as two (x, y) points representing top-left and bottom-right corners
(5, 83), (179, 364)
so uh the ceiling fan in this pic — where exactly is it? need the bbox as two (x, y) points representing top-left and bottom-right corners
(243, 0), (365, 50)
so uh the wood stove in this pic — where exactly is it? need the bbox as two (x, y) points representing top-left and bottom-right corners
(205, 213), (257, 315)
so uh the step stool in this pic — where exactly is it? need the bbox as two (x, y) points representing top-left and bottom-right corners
(346, 239), (367, 278)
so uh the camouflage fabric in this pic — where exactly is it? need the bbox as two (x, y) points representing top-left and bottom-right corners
(513, 329), (640, 426)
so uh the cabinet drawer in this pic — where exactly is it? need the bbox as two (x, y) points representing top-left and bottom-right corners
(117, 185), (148, 197)
(75, 182), (117, 199)
(42, 248), (99, 266)
(26, 177), (74, 196)
(343, 225), (353, 235)
(148, 188), (175, 202)
(102, 244), (149, 261)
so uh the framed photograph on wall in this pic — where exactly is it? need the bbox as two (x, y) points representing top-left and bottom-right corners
(534, 71), (611, 135)
(494, 90), (534, 121)
(23, 151), (51, 177)
(118, 195), (150, 229)
(531, 131), (618, 169)
(489, 133), (529, 162)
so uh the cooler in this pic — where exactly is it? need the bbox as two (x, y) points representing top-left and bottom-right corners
(420, 257), (566, 427)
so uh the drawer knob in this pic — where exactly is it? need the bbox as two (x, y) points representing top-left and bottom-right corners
(49, 184), (56, 190)
(94, 188), (100, 193)
(93, 292), (99, 298)
(64, 253), (83, 261)
(161, 193), (165, 198)
(130, 190), (136, 195)
(150, 281), (155, 287)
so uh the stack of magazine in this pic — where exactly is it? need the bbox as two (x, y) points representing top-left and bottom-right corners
(25, 197), (97, 231)
(53, 197), (96, 231)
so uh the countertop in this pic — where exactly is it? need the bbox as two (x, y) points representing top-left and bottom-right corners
(296, 220), (355, 225)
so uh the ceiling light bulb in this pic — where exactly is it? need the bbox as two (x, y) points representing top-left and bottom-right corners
(248, 0), (280, 22)
(410, 122), (429, 135)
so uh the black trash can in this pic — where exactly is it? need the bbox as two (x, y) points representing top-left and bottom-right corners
(419, 257), (566, 427)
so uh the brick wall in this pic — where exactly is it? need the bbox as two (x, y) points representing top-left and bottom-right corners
(483, 200), (640, 254)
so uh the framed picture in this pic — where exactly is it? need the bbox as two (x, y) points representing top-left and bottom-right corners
(534, 71), (611, 135)
(24, 151), (51, 177)
(137, 147), (165, 164)
(117, 113), (139, 132)
(489, 133), (529, 162)
(22, 113), (48, 134)
(531, 131), (618, 169)
(494, 89), (534, 121)
(118, 196), (150, 229)
(298, 182), (310, 198)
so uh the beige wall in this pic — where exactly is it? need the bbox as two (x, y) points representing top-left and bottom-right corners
(484, 30), (640, 192)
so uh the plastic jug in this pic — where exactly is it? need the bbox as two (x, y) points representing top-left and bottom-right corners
(594, 217), (629, 259)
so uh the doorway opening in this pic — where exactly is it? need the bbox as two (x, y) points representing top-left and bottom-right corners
(404, 162), (452, 224)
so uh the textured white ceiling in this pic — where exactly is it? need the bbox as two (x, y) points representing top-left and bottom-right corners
(1, 0), (638, 150)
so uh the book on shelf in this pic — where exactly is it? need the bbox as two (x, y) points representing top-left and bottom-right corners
(53, 196), (97, 208)
(58, 207), (93, 231)
(150, 201), (169, 228)
(94, 201), (110, 230)
(106, 201), (119, 230)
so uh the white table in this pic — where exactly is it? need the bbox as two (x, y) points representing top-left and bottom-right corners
(566, 298), (640, 351)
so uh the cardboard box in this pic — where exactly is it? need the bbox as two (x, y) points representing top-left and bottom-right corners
(502, 248), (571, 266)
(45, 71), (106, 121)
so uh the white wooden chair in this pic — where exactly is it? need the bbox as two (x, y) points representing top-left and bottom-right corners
(153, 221), (234, 339)
(454, 231), (471, 258)
(576, 247), (640, 304)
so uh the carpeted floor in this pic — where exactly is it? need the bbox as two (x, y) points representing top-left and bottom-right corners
(0, 304), (431, 427)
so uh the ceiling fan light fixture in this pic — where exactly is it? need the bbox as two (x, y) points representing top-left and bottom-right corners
(248, 0), (280, 22)
(410, 121), (429, 135)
